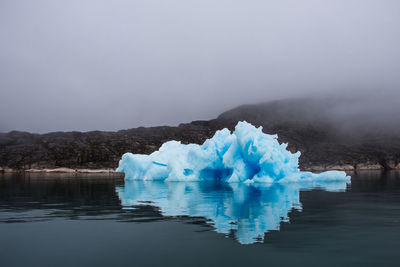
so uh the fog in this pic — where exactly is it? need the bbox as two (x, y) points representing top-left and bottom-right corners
(1, 0), (399, 133)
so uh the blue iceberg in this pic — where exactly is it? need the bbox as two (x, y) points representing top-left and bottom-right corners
(117, 121), (349, 183)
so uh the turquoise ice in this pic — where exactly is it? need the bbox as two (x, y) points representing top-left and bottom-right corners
(117, 121), (350, 244)
(117, 121), (350, 183)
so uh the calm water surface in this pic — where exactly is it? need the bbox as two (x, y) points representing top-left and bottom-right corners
(1, 172), (400, 266)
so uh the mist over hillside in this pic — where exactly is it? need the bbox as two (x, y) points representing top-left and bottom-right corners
(218, 96), (400, 140)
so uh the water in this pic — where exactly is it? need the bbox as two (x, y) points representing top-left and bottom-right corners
(1, 172), (400, 266)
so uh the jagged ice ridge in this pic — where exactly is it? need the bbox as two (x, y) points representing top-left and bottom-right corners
(117, 121), (350, 183)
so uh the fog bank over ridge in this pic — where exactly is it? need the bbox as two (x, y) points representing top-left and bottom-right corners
(1, 91), (400, 135)
(218, 92), (400, 138)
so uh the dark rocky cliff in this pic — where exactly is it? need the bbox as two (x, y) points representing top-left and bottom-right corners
(1, 99), (400, 171)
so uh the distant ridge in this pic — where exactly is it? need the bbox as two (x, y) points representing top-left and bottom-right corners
(1, 98), (400, 172)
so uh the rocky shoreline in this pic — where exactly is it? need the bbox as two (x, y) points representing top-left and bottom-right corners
(0, 167), (122, 175)
(1, 163), (398, 175)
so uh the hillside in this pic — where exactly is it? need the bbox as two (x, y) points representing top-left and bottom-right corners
(1, 98), (400, 172)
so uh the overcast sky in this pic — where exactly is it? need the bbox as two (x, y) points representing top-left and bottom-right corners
(1, 0), (399, 133)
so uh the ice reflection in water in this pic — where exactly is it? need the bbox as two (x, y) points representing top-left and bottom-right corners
(116, 180), (349, 244)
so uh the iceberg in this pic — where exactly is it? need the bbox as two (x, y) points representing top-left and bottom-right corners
(117, 121), (350, 183)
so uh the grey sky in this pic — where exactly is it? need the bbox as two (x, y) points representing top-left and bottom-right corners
(1, 0), (399, 133)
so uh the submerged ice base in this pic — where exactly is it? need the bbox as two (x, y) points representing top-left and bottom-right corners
(117, 121), (349, 183)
